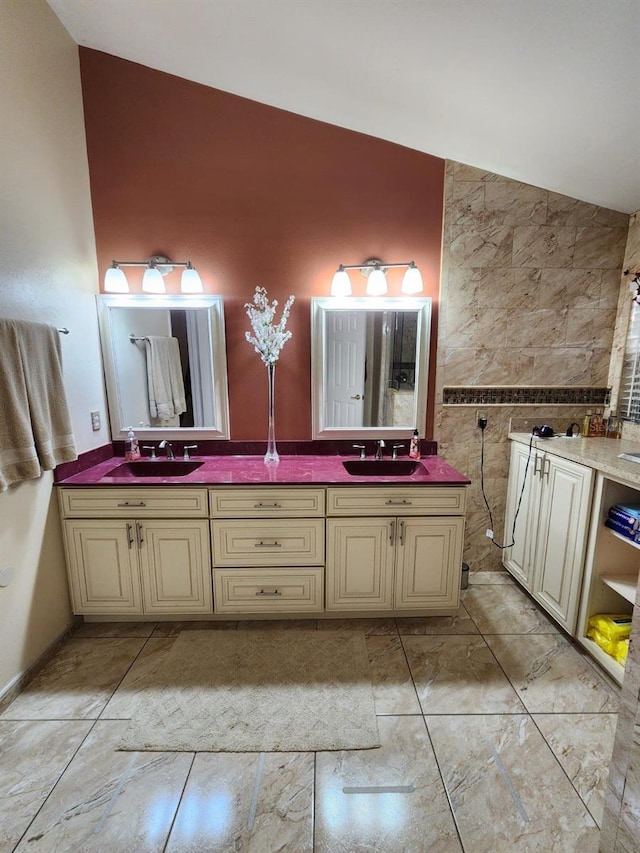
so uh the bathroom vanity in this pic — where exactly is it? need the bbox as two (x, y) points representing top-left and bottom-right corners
(57, 454), (469, 621)
(505, 434), (640, 685)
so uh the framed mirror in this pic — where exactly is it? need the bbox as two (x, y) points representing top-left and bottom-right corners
(311, 296), (431, 439)
(97, 294), (230, 440)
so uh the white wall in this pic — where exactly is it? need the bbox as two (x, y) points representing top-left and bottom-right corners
(0, 0), (106, 695)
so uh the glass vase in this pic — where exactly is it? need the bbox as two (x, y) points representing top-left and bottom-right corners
(264, 361), (279, 464)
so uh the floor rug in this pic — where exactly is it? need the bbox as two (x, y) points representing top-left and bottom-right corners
(119, 629), (380, 752)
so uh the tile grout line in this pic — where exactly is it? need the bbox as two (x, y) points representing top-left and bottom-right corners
(397, 629), (467, 849)
(312, 752), (317, 853)
(97, 631), (160, 721)
(527, 712), (607, 829)
(10, 717), (100, 852)
(161, 752), (196, 853)
(421, 715), (467, 852)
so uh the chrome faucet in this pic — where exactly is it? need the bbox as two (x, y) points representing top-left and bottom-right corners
(158, 440), (175, 460)
(375, 439), (386, 460)
(183, 444), (198, 460)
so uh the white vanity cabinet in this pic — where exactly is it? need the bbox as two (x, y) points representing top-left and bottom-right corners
(58, 480), (468, 619)
(58, 488), (212, 615)
(503, 442), (594, 633)
(325, 487), (466, 613)
(209, 488), (326, 614)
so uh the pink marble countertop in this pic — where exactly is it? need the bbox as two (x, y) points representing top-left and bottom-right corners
(56, 454), (471, 487)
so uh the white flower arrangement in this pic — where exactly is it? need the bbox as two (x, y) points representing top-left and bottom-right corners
(245, 286), (295, 364)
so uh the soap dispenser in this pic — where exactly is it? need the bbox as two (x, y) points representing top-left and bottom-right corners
(409, 429), (420, 460)
(125, 426), (141, 461)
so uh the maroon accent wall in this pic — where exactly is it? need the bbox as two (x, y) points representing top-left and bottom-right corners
(79, 49), (445, 440)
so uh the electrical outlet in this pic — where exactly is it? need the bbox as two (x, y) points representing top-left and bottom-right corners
(477, 412), (488, 430)
(91, 411), (101, 431)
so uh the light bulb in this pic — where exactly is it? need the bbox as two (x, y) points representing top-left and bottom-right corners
(401, 264), (423, 294)
(331, 269), (352, 296)
(103, 265), (129, 293)
(366, 268), (387, 295)
(142, 266), (165, 293)
(181, 266), (203, 293)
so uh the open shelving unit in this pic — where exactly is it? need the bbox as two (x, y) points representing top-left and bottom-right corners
(577, 473), (639, 685)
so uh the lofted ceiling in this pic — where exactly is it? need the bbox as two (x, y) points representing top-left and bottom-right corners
(46, 0), (640, 214)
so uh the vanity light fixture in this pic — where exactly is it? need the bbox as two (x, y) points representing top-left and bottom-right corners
(330, 259), (423, 296)
(103, 256), (204, 294)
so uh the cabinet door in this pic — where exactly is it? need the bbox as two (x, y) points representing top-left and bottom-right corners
(533, 454), (593, 632)
(326, 518), (395, 610)
(503, 441), (540, 590)
(63, 520), (142, 614)
(394, 517), (464, 610)
(139, 520), (212, 614)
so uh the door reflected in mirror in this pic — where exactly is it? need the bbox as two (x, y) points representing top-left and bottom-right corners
(311, 297), (431, 439)
(97, 295), (230, 440)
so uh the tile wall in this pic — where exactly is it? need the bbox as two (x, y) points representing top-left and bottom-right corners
(435, 161), (631, 571)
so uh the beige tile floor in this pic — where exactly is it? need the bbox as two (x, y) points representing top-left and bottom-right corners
(0, 573), (620, 852)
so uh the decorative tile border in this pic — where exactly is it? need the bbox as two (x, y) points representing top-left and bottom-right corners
(442, 386), (610, 406)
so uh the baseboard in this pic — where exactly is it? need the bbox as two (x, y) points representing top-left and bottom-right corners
(0, 617), (82, 713)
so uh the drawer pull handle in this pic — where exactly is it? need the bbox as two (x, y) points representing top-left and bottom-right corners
(385, 499), (412, 506)
(254, 502), (282, 508)
(117, 501), (146, 507)
(399, 519), (405, 546)
(256, 589), (282, 596)
(136, 521), (144, 548)
(254, 541), (282, 548)
(126, 523), (134, 549)
(389, 520), (395, 545)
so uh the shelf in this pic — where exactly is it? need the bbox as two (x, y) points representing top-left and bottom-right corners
(606, 526), (640, 551)
(577, 635), (625, 686)
(601, 573), (639, 604)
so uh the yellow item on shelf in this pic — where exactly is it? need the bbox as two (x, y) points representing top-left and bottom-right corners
(614, 639), (629, 664)
(587, 627), (630, 663)
(587, 613), (632, 642)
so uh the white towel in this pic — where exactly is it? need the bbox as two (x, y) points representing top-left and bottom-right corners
(0, 318), (77, 492)
(144, 336), (187, 422)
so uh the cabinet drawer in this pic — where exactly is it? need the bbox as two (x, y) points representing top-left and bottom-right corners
(213, 568), (323, 613)
(58, 488), (208, 518)
(326, 487), (466, 516)
(209, 488), (325, 517)
(212, 519), (325, 566)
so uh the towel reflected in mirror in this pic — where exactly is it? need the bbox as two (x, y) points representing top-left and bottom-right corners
(144, 335), (187, 426)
